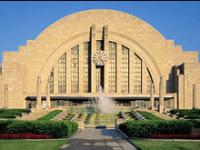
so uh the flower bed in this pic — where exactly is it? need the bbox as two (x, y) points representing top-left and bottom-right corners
(0, 133), (51, 139)
(151, 134), (200, 139)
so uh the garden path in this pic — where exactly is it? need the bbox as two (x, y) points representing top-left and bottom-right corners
(60, 128), (137, 150)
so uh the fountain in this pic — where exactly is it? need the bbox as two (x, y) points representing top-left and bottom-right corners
(96, 85), (114, 114)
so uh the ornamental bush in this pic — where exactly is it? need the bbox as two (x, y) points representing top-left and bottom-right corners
(190, 120), (200, 128)
(0, 120), (78, 138)
(119, 120), (192, 138)
(0, 109), (31, 118)
(0, 120), (14, 133)
(169, 109), (200, 119)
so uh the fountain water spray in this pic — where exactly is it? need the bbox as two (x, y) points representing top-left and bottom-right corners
(96, 85), (114, 114)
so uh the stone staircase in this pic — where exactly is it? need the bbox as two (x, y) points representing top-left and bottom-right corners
(135, 108), (174, 120)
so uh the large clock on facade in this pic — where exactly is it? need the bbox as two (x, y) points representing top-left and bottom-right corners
(93, 50), (108, 66)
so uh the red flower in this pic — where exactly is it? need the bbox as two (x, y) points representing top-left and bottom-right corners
(151, 134), (200, 139)
(0, 133), (51, 139)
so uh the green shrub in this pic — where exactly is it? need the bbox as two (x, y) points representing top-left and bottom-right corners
(37, 110), (63, 121)
(119, 120), (156, 137)
(170, 109), (200, 119)
(0, 120), (78, 138)
(155, 120), (192, 134)
(0, 120), (14, 133)
(190, 120), (200, 128)
(119, 120), (192, 138)
(0, 109), (31, 118)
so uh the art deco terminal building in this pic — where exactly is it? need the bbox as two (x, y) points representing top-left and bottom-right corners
(0, 9), (200, 112)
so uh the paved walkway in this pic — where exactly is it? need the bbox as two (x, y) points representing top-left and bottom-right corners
(60, 128), (137, 150)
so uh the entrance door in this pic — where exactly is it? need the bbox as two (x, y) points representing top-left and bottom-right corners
(42, 101), (46, 109)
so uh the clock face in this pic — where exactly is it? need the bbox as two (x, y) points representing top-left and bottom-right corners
(93, 50), (108, 66)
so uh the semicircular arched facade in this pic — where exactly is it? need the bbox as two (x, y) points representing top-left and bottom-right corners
(0, 9), (200, 111)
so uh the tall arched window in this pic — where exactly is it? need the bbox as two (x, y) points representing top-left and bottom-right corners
(71, 45), (79, 93)
(83, 42), (91, 92)
(58, 53), (66, 93)
(121, 46), (129, 93)
(108, 42), (117, 93)
(134, 54), (142, 94)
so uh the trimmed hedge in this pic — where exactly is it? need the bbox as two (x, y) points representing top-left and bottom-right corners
(170, 109), (200, 119)
(0, 120), (78, 138)
(0, 120), (14, 133)
(190, 120), (200, 128)
(119, 120), (192, 138)
(0, 109), (31, 118)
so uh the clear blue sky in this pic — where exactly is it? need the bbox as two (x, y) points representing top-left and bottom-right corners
(0, 1), (200, 63)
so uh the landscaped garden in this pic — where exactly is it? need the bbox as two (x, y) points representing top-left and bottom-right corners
(1, 107), (200, 150)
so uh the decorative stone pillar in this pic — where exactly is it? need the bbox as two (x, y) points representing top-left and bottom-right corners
(177, 72), (184, 109)
(46, 79), (51, 109)
(91, 25), (97, 93)
(193, 84), (197, 109)
(173, 93), (177, 109)
(159, 76), (164, 113)
(142, 63), (147, 94)
(150, 83), (154, 110)
(36, 76), (42, 110)
(103, 25), (109, 93)
(4, 84), (8, 108)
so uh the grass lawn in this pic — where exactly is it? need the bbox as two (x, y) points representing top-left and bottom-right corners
(37, 110), (63, 121)
(0, 139), (67, 150)
(131, 139), (200, 150)
(137, 111), (163, 121)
